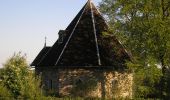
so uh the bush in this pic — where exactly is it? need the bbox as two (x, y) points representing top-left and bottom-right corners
(0, 83), (13, 100)
(1, 53), (43, 99)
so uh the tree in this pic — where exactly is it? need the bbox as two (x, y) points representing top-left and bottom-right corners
(2, 53), (28, 98)
(99, 0), (170, 64)
(99, 0), (170, 98)
(1, 53), (43, 99)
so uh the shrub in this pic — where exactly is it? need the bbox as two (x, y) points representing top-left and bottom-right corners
(0, 83), (13, 100)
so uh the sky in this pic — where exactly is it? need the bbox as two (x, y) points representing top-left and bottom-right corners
(0, 0), (102, 68)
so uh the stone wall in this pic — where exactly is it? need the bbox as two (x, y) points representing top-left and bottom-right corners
(36, 67), (133, 99)
(104, 71), (133, 99)
(58, 69), (101, 97)
(35, 67), (59, 95)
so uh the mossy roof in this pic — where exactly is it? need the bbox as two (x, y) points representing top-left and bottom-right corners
(31, 0), (131, 69)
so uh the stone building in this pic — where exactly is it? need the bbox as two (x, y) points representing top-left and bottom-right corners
(31, 0), (133, 99)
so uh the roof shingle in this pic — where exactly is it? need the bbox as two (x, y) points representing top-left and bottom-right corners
(31, 0), (131, 68)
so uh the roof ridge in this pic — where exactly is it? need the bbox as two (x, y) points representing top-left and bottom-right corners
(31, 47), (51, 66)
(90, 0), (101, 65)
(54, 0), (90, 65)
(90, 3), (109, 28)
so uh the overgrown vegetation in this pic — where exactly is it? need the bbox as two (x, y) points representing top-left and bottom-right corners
(0, 83), (13, 100)
(0, 0), (170, 99)
(99, 0), (170, 99)
(0, 53), (86, 100)
(0, 53), (44, 99)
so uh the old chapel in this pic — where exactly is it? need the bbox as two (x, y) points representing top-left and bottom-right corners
(31, 0), (133, 99)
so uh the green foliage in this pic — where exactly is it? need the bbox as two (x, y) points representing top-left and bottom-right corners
(0, 68), (3, 76)
(0, 83), (13, 100)
(126, 59), (162, 98)
(99, 0), (170, 62)
(1, 53), (43, 99)
(2, 53), (28, 98)
(135, 65), (162, 98)
(161, 69), (170, 99)
(99, 0), (170, 98)
(20, 72), (43, 100)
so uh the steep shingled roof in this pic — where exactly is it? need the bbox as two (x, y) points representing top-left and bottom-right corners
(31, 47), (51, 66)
(31, 0), (131, 68)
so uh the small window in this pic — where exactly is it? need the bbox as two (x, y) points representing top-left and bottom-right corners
(58, 30), (65, 44)
(112, 79), (118, 87)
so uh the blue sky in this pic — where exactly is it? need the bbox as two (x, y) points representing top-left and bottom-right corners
(0, 0), (102, 67)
